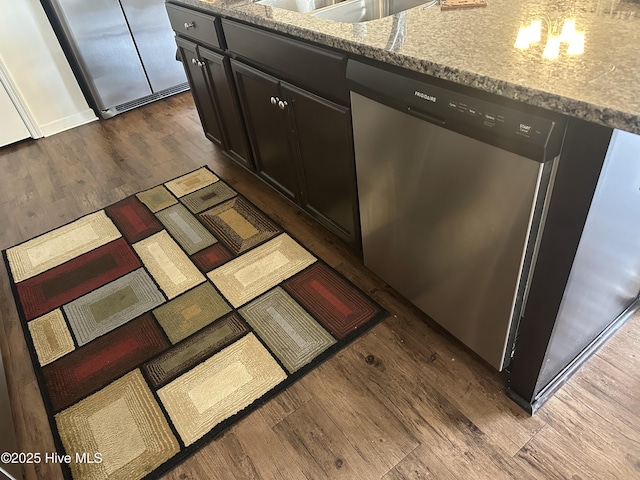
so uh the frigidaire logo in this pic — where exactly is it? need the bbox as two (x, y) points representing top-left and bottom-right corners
(414, 90), (436, 102)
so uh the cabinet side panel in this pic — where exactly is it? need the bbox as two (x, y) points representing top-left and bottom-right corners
(534, 129), (640, 391)
(507, 119), (612, 405)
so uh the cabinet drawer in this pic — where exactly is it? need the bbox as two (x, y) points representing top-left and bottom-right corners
(166, 3), (223, 49)
(222, 19), (348, 104)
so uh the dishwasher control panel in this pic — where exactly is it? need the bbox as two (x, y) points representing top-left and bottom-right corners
(407, 78), (555, 143)
(347, 59), (565, 162)
(439, 91), (547, 140)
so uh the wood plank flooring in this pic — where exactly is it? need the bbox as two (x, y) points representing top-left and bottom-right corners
(1, 93), (639, 480)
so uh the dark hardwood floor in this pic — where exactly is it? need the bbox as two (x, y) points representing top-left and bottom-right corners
(1, 93), (639, 480)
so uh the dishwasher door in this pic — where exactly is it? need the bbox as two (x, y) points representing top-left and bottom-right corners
(352, 92), (546, 370)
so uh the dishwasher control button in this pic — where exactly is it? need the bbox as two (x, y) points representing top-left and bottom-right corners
(483, 113), (496, 127)
(468, 107), (478, 115)
(518, 123), (533, 137)
(448, 101), (457, 109)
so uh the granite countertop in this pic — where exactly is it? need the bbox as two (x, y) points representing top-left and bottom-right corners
(173, 0), (640, 134)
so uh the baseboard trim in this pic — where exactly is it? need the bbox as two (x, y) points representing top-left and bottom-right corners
(506, 295), (640, 414)
(40, 109), (97, 137)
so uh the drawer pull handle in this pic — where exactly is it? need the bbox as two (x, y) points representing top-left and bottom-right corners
(184, 21), (195, 30)
(278, 100), (288, 110)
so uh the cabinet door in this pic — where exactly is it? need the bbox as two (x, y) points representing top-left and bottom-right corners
(231, 60), (300, 202)
(282, 83), (360, 247)
(200, 48), (253, 169)
(175, 37), (223, 145)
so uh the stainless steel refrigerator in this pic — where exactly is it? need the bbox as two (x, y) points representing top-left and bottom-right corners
(44, 0), (188, 118)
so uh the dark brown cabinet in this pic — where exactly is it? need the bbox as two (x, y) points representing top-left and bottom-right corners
(231, 59), (359, 247)
(282, 83), (358, 244)
(230, 61), (299, 202)
(166, 3), (223, 50)
(176, 37), (224, 146)
(170, 9), (252, 169)
(168, 5), (360, 250)
(199, 48), (252, 169)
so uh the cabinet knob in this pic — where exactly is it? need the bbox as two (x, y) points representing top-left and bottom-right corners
(278, 100), (288, 110)
(184, 21), (195, 30)
(191, 58), (205, 67)
(270, 96), (278, 105)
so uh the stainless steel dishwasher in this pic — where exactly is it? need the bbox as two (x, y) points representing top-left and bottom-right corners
(347, 60), (566, 370)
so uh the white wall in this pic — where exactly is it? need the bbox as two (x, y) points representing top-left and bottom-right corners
(0, 0), (96, 137)
(0, 81), (30, 147)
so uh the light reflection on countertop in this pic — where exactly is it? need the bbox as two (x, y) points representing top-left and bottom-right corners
(172, 0), (640, 134)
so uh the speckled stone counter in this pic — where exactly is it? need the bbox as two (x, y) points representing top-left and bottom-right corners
(172, 0), (640, 134)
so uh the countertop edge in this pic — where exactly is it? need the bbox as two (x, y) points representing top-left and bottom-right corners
(170, 0), (640, 135)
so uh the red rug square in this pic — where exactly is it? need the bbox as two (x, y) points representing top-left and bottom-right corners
(105, 195), (163, 243)
(283, 262), (383, 339)
(16, 238), (141, 320)
(42, 313), (169, 412)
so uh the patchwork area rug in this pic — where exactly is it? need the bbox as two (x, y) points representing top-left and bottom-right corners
(3, 167), (387, 480)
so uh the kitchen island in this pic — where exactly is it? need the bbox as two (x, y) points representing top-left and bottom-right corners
(172, 0), (640, 134)
(167, 0), (640, 413)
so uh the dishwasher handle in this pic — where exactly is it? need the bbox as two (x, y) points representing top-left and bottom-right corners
(406, 106), (446, 126)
